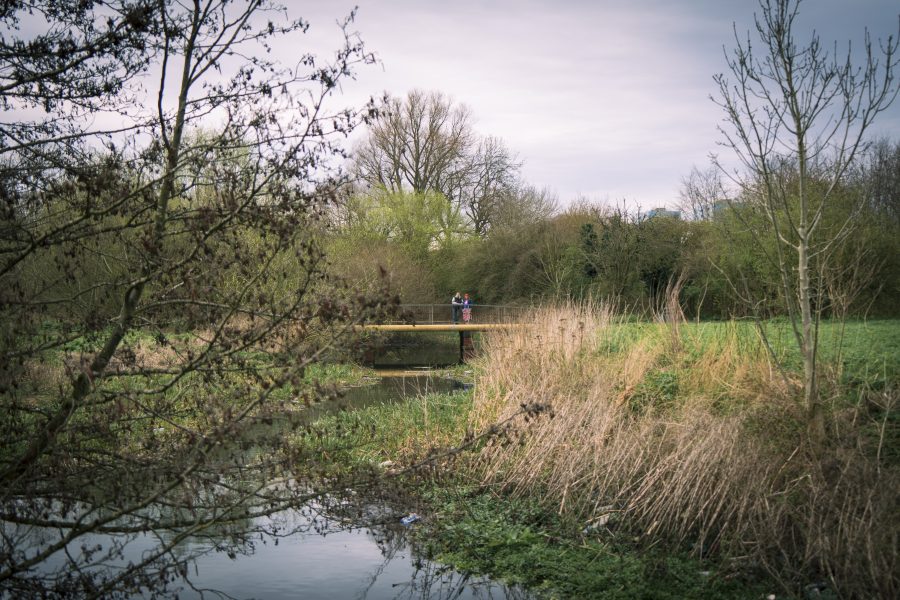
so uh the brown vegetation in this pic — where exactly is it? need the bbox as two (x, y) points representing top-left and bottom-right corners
(469, 304), (898, 598)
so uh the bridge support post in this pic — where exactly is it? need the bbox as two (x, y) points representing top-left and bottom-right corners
(459, 330), (475, 363)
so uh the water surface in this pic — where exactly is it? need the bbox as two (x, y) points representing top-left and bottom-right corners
(12, 372), (528, 600)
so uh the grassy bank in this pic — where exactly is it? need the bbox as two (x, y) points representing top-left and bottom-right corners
(296, 308), (898, 599)
(298, 389), (770, 598)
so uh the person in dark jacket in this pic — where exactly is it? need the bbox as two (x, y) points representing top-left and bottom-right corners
(451, 292), (463, 323)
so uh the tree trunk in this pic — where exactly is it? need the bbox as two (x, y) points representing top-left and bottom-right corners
(798, 226), (824, 444)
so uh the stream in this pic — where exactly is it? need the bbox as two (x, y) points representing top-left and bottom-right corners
(10, 372), (532, 600)
(178, 372), (522, 599)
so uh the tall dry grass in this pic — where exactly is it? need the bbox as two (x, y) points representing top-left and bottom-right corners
(469, 302), (898, 598)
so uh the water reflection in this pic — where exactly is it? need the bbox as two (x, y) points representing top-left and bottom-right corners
(370, 333), (461, 368)
(12, 500), (528, 599)
(6, 373), (528, 600)
(175, 506), (530, 600)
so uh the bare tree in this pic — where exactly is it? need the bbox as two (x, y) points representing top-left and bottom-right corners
(713, 0), (899, 442)
(678, 165), (726, 221)
(491, 183), (558, 231)
(455, 136), (521, 235)
(0, 2), (386, 597)
(354, 89), (474, 198)
(353, 89), (521, 235)
(862, 138), (900, 224)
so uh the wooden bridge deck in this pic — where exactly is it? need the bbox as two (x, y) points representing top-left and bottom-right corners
(360, 305), (530, 362)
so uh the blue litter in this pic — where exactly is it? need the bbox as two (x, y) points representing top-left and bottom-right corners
(400, 513), (420, 526)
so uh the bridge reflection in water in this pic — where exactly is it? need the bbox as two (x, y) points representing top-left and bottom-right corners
(361, 304), (529, 364)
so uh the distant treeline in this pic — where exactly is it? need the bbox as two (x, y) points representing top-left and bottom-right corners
(327, 91), (900, 319)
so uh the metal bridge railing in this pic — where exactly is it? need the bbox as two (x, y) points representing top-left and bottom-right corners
(388, 304), (530, 325)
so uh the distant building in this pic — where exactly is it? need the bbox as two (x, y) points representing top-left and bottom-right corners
(645, 207), (681, 219)
(711, 199), (730, 215)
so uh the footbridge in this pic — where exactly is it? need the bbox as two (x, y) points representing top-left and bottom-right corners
(361, 304), (530, 362)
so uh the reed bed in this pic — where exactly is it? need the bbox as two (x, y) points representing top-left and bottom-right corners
(469, 303), (898, 598)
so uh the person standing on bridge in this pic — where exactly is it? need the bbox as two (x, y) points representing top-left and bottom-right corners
(462, 293), (473, 323)
(451, 292), (463, 324)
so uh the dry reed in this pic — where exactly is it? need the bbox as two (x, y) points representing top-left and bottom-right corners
(468, 302), (898, 598)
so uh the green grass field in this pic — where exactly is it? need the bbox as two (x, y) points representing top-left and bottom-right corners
(600, 319), (898, 387)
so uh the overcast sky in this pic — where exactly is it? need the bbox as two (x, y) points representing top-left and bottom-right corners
(293, 0), (900, 209)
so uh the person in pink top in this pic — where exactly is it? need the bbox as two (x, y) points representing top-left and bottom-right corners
(462, 293), (473, 323)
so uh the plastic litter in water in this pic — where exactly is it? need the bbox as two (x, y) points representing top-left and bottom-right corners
(400, 513), (420, 526)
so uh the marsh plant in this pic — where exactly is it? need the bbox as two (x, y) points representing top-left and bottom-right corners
(469, 303), (897, 598)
